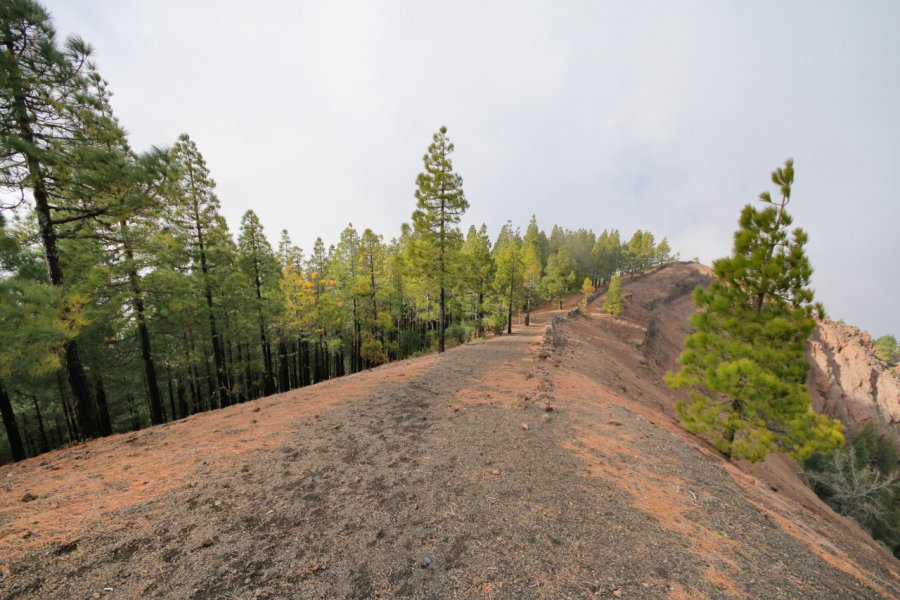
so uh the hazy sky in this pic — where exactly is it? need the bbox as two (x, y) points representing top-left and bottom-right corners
(43, 1), (899, 336)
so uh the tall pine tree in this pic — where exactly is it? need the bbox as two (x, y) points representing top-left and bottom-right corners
(0, 1), (133, 438)
(666, 160), (843, 462)
(411, 126), (468, 353)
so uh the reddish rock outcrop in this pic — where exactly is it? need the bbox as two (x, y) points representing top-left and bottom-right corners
(808, 320), (900, 442)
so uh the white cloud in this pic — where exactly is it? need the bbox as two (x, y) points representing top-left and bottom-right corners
(42, 0), (900, 335)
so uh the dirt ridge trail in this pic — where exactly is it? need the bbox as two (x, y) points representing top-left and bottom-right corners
(2, 264), (899, 599)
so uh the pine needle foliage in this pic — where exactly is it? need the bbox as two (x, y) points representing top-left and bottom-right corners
(411, 126), (468, 352)
(666, 160), (843, 462)
(603, 273), (623, 315)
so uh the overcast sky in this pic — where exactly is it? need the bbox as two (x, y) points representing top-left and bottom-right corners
(43, 1), (899, 336)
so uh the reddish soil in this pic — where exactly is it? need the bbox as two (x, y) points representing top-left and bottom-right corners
(1, 262), (898, 599)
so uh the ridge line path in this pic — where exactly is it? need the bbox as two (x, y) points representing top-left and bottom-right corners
(2, 268), (899, 598)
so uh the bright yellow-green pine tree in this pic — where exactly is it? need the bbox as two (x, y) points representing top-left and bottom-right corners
(666, 159), (843, 462)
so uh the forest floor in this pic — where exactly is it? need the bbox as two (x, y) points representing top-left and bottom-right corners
(1, 263), (899, 599)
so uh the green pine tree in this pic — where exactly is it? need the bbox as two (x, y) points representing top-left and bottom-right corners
(603, 273), (623, 315)
(493, 223), (523, 335)
(460, 224), (494, 334)
(411, 126), (468, 353)
(579, 276), (593, 316)
(666, 159), (843, 462)
(542, 249), (576, 310)
(237, 210), (280, 395)
(874, 335), (898, 365)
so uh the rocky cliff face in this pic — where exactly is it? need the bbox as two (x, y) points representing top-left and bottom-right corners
(808, 320), (900, 442)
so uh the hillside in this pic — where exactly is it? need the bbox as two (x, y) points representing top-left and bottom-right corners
(1, 263), (898, 599)
(808, 320), (900, 443)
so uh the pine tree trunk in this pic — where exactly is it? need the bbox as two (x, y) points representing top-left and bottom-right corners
(251, 267), (275, 395)
(167, 370), (177, 421)
(22, 414), (33, 457)
(239, 343), (252, 401)
(94, 378), (113, 436)
(507, 285), (513, 335)
(201, 343), (218, 410)
(177, 376), (189, 418)
(439, 285), (446, 352)
(126, 393), (140, 432)
(198, 243), (229, 406)
(8, 71), (98, 440)
(301, 338), (310, 386)
(352, 299), (360, 373)
(525, 293), (531, 327)
(123, 223), (165, 425)
(296, 338), (303, 389)
(478, 286), (485, 335)
(0, 381), (26, 462)
(57, 372), (78, 442)
(278, 341), (289, 392)
(223, 322), (236, 401)
(31, 395), (49, 454)
(53, 421), (64, 446)
(166, 369), (178, 421)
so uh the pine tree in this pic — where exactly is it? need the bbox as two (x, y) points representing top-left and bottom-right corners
(656, 237), (671, 265)
(874, 335), (898, 365)
(542, 249), (576, 310)
(237, 210), (279, 395)
(666, 159), (843, 462)
(522, 216), (544, 326)
(0, 1), (134, 439)
(0, 215), (25, 460)
(592, 229), (622, 284)
(411, 126), (468, 353)
(357, 228), (385, 334)
(115, 150), (171, 425)
(493, 223), (523, 335)
(460, 224), (494, 334)
(578, 277), (593, 316)
(169, 133), (234, 407)
(603, 273), (623, 315)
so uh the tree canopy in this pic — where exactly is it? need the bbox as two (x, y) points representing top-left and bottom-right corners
(666, 160), (843, 462)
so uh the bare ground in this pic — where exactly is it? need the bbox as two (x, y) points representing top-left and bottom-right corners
(1, 263), (898, 599)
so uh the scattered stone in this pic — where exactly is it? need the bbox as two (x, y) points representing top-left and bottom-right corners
(20, 492), (37, 503)
(613, 589), (623, 597)
(214, 500), (222, 507)
(420, 556), (432, 568)
(103, 587), (114, 592)
(491, 469), (501, 476)
(608, 420), (623, 427)
(244, 578), (251, 584)
(541, 414), (551, 423)
(200, 537), (215, 548)
(521, 423), (530, 431)
(542, 404), (554, 412)
(252, 406), (261, 413)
